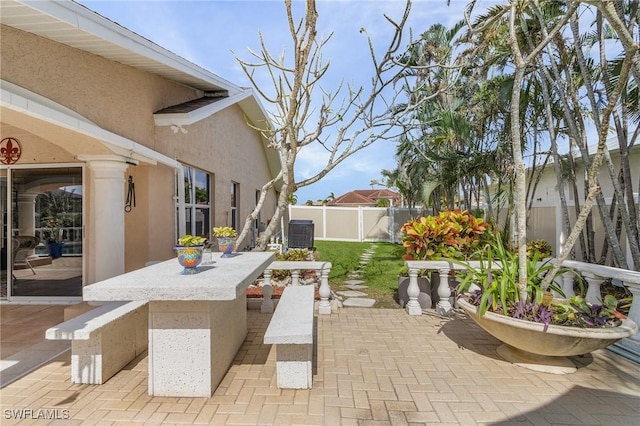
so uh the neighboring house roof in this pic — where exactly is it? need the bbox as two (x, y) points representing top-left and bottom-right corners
(329, 189), (402, 206)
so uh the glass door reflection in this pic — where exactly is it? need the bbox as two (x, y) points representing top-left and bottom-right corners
(10, 167), (83, 298)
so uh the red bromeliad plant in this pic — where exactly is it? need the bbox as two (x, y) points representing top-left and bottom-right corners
(401, 210), (490, 260)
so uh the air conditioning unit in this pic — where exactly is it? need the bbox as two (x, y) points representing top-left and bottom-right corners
(288, 220), (314, 249)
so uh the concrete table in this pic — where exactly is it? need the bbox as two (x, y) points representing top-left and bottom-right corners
(83, 251), (274, 397)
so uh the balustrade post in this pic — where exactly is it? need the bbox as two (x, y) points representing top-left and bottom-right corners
(584, 272), (603, 305)
(261, 269), (274, 313)
(560, 271), (575, 299)
(623, 283), (640, 342)
(318, 267), (331, 315)
(436, 268), (454, 316)
(292, 270), (300, 286)
(406, 267), (422, 315)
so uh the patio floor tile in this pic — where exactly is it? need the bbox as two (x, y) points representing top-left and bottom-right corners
(1, 306), (639, 424)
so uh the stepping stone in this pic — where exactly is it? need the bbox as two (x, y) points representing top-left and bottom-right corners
(343, 298), (376, 308)
(344, 279), (364, 285)
(336, 290), (368, 297)
(346, 285), (368, 290)
(360, 253), (373, 258)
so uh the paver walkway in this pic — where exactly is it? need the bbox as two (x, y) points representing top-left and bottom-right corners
(1, 307), (639, 425)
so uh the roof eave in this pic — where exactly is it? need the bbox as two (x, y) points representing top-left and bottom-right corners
(1, 0), (242, 94)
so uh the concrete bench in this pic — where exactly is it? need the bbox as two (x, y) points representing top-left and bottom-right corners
(46, 301), (148, 384)
(261, 261), (332, 314)
(264, 285), (315, 389)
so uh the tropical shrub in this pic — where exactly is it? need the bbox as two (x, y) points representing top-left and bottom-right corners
(400, 209), (490, 260)
(456, 231), (624, 330)
(455, 233), (561, 316)
(271, 248), (316, 280)
(522, 239), (553, 260)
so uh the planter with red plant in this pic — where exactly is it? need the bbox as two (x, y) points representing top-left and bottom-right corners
(399, 210), (490, 310)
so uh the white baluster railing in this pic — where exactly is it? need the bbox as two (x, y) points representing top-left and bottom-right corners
(405, 258), (640, 349)
(261, 261), (332, 315)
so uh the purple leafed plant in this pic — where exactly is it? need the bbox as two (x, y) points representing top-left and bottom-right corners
(511, 301), (552, 331)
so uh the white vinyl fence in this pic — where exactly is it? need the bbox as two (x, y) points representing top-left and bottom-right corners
(288, 205), (425, 243)
(289, 203), (634, 266)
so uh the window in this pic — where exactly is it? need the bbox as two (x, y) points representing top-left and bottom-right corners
(180, 166), (211, 238)
(231, 182), (239, 231)
(254, 190), (261, 232)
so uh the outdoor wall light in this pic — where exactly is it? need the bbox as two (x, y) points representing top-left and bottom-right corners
(170, 125), (188, 134)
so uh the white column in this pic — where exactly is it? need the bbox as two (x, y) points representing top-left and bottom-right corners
(291, 269), (300, 286)
(17, 192), (38, 237)
(583, 272), (603, 305)
(261, 269), (274, 313)
(436, 268), (454, 316)
(560, 271), (575, 299)
(81, 156), (129, 283)
(405, 266), (422, 315)
(623, 282), (640, 342)
(318, 266), (331, 315)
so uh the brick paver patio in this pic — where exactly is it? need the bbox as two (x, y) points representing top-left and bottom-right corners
(1, 307), (639, 425)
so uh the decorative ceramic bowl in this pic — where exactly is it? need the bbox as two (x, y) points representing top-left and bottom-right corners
(175, 246), (204, 274)
(217, 237), (236, 258)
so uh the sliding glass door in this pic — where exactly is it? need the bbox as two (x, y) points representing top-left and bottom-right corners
(5, 166), (83, 300)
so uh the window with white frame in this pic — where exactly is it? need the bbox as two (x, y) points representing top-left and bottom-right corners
(179, 165), (211, 238)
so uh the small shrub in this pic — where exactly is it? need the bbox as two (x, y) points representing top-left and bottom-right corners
(401, 209), (490, 260)
(271, 248), (315, 280)
(520, 239), (552, 259)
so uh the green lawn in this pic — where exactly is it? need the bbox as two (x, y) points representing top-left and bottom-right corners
(314, 240), (405, 308)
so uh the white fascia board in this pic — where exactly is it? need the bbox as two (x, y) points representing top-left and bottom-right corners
(19, 0), (242, 94)
(154, 90), (254, 126)
(1, 79), (178, 168)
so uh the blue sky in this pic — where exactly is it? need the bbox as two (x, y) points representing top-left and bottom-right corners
(76, 0), (480, 203)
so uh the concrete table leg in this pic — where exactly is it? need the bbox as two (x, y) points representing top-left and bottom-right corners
(148, 296), (247, 397)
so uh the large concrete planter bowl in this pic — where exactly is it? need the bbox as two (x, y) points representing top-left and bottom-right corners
(457, 298), (637, 373)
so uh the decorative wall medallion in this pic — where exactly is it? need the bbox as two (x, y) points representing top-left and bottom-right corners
(0, 137), (22, 164)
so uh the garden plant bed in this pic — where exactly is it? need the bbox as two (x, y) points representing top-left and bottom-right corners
(246, 284), (320, 300)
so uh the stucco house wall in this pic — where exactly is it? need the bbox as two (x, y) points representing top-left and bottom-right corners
(1, 25), (192, 149)
(1, 4), (278, 289)
(524, 144), (639, 261)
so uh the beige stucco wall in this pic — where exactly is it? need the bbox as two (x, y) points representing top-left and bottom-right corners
(1, 25), (195, 148)
(155, 104), (277, 238)
(2, 25), (277, 278)
(530, 146), (640, 205)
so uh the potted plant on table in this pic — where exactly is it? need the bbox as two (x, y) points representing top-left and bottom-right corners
(454, 231), (638, 373)
(213, 227), (237, 258)
(175, 234), (207, 275)
(41, 216), (64, 259)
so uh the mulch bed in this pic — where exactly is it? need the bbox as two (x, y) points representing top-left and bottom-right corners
(246, 285), (321, 300)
